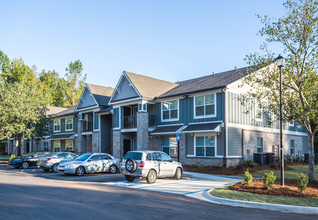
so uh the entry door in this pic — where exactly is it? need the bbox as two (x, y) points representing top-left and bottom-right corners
(123, 139), (131, 156)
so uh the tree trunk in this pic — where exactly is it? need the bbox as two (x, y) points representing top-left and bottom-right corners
(308, 133), (315, 182)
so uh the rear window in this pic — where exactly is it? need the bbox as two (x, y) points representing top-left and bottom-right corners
(124, 152), (142, 160)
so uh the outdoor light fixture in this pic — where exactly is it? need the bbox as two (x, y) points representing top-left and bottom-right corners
(275, 54), (285, 186)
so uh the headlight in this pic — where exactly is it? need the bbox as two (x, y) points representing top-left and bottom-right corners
(65, 164), (77, 168)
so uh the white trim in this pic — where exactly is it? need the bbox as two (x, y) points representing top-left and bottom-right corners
(157, 123), (184, 127)
(121, 128), (137, 133)
(191, 134), (218, 157)
(65, 116), (73, 132)
(182, 129), (220, 134)
(82, 132), (93, 135)
(109, 72), (142, 105)
(110, 97), (143, 106)
(77, 106), (100, 113)
(51, 132), (75, 136)
(53, 119), (61, 133)
(161, 99), (180, 122)
(188, 120), (224, 126)
(228, 123), (308, 136)
(193, 93), (217, 119)
(151, 132), (178, 135)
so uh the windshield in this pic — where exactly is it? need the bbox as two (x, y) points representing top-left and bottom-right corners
(124, 152), (142, 160)
(22, 152), (35, 157)
(75, 154), (92, 161)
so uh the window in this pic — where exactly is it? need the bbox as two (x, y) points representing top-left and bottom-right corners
(101, 154), (111, 160)
(65, 140), (73, 152)
(195, 135), (216, 157)
(65, 117), (73, 131)
(194, 94), (216, 118)
(54, 141), (61, 152)
(255, 102), (262, 121)
(94, 113), (99, 130)
(290, 140), (295, 155)
(54, 119), (60, 132)
(162, 137), (177, 156)
(257, 137), (263, 153)
(89, 155), (100, 161)
(289, 121), (294, 127)
(138, 103), (147, 112)
(66, 153), (77, 159)
(162, 100), (178, 121)
(161, 153), (172, 162)
(43, 142), (49, 151)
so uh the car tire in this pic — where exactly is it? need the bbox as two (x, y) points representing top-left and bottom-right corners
(125, 159), (137, 173)
(109, 165), (118, 174)
(21, 162), (29, 169)
(42, 168), (50, 172)
(125, 175), (135, 182)
(51, 164), (59, 173)
(146, 170), (157, 184)
(174, 167), (182, 180)
(75, 166), (85, 176)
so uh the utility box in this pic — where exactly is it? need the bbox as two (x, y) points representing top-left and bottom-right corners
(254, 153), (267, 166)
(266, 153), (275, 165)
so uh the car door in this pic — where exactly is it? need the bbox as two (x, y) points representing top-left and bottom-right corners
(160, 153), (174, 177)
(100, 154), (112, 172)
(29, 152), (41, 166)
(152, 152), (166, 177)
(87, 155), (101, 173)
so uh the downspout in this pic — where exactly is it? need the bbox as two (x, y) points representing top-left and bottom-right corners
(222, 88), (227, 167)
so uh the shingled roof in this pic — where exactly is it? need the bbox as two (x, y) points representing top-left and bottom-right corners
(158, 66), (260, 98)
(124, 71), (178, 99)
(87, 83), (114, 107)
(45, 106), (67, 117)
(55, 105), (77, 117)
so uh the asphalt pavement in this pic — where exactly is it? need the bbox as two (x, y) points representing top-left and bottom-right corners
(0, 165), (317, 220)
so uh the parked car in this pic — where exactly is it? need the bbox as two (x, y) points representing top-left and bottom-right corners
(37, 152), (78, 172)
(58, 153), (121, 176)
(8, 151), (51, 169)
(121, 151), (183, 184)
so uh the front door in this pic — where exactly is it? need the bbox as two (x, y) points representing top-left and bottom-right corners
(123, 139), (131, 156)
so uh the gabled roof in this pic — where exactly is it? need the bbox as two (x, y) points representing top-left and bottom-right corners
(55, 106), (77, 117)
(158, 66), (261, 98)
(46, 106), (67, 117)
(124, 71), (178, 99)
(87, 83), (114, 107)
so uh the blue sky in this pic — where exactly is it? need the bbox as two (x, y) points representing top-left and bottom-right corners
(0, 0), (285, 87)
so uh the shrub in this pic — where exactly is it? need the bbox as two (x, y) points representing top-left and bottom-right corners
(297, 173), (309, 193)
(244, 169), (253, 185)
(262, 171), (276, 189)
(197, 164), (205, 169)
(9, 154), (15, 160)
(274, 156), (280, 164)
(295, 154), (301, 164)
(240, 160), (259, 168)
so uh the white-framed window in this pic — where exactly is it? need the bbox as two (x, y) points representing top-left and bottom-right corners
(65, 117), (73, 131)
(257, 137), (263, 153)
(162, 137), (177, 156)
(94, 112), (99, 130)
(53, 119), (61, 132)
(54, 141), (61, 152)
(194, 135), (216, 157)
(161, 100), (179, 121)
(255, 102), (262, 121)
(138, 103), (147, 112)
(65, 140), (73, 152)
(43, 142), (49, 151)
(194, 94), (216, 118)
(289, 121), (294, 127)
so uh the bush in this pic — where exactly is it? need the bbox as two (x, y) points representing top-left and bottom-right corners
(274, 155), (280, 164)
(263, 171), (276, 189)
(295, 154), (301, 164)
(297, 173), (309, 193)
(197, 164), (205, 169)
(240, 160), (259, 168)
(9, 154), (15, 160)
(244, 169), (253, 185)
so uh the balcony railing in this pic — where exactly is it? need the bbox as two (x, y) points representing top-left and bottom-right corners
(122, 115), (156, 129)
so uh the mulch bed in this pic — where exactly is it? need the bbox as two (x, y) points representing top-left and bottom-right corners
(230, 179), (318, 198)
(0, 161), (8, 164)
(183, 164), (293, 175)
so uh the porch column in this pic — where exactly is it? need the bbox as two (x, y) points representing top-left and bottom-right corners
(77, 120), (86, 154)
(137, 112), (149, 150)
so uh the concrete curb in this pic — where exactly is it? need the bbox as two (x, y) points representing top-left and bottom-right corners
(204, 189), (318, 214)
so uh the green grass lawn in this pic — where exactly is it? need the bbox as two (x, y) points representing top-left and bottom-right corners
(240, 165), (318, 179)
(211, 187), (318, 207)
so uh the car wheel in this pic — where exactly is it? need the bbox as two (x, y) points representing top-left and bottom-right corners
(21, 162), (29, 169)
(175, 167), (182, 180)
(51, 164), (59, 173)
(125, 175), (135, 182)
(42, 168), (50, 172)
(75, 166), (85, 176)
(109, 165), (118, 174)
(125, 159), (137, 173)
(146, 170), (157, 184)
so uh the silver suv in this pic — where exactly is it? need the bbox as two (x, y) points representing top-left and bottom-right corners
(121, 151), (183, 184)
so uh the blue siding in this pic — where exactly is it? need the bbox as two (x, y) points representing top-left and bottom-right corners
(154, 92), (225, 126)
(113, 108), (119, 128)
(112, 76), (139, 102)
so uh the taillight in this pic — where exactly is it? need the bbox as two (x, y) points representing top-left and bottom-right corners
(47, 158), (51, 161)
(140, 161), (145, 167)
(120, 160), (123, 166)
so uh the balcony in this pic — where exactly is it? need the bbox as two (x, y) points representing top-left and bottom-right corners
(122, 115), (156, 129)
(83, 121), (93, 132)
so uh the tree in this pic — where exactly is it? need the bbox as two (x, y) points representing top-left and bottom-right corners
(64, 60), (86, 107)
(243, 0), (318, 181)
